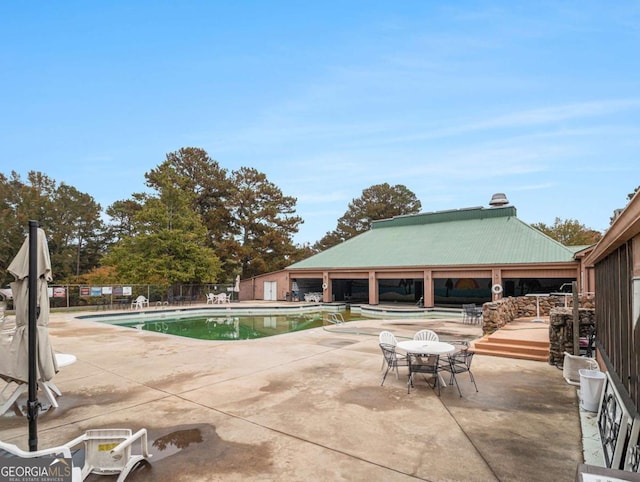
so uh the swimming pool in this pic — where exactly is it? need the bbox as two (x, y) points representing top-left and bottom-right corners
(78, 304), (461, 341)
(79, 306), (362, 341)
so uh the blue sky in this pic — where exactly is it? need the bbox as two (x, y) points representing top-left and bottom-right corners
(1, 1), (639, 245)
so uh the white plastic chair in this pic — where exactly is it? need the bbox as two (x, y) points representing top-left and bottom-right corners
(131, 296), (149, 310)
(413, 329), (439, 342)
(72, 428), (151, 481)
(379, 330), (398, 346)
(0, 428), (150, 482)
(562, 351), (599, 386)
(206, 293), (216, 304)
(216, 293), (230, 304)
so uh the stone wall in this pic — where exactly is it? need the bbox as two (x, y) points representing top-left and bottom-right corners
(481, 293), (595, 335)
(548, 308), (596, 366)
(481, 297), (518, 334)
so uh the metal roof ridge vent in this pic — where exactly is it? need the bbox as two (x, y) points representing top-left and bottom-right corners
(372, 206), (485, 225)
(392, 205), (486, 219)
(372, 205), (507, 229)
(489, 193), (509, 207)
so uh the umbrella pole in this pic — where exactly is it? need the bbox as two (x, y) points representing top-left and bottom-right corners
(28, 220), (39, 451)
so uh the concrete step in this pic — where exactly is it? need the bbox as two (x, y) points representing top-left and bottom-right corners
(472, 342), (549, 361)
(472, 347), (549, 362)
(471, 335), (550, 362)
(477, 336), (549, 349)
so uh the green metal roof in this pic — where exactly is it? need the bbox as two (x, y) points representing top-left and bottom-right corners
(289, 206), (576, 270)
(566, 244), (594, 254)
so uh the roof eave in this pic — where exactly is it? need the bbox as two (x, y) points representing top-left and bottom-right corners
(585, 191), (640, 265)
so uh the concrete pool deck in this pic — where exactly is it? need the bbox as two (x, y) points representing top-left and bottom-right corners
(1, 303), (585, 481)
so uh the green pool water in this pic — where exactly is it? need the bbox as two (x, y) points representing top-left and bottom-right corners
(117, 311), (361, 340)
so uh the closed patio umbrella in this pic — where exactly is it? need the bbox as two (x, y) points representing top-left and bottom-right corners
(6, 222), (57, 450)
(233, 275), (240, 301)
(7, 225), (58, 383)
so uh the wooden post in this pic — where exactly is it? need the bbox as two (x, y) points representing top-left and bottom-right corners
(572, 281), (580, 355)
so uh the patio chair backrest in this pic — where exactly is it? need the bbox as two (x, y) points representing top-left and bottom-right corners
(379, 343), (400, 367)
(407, 353), (442, 395)
(379, 330), (398, 346)
(413, 329), (439, 342)
(450, 349), (475, 370)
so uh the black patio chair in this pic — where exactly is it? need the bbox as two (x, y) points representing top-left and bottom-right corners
(407, 353), (443, 396)
(379, 343), (408, 386)
(463, 304), (482, 324)
(440, 349), (478, 397)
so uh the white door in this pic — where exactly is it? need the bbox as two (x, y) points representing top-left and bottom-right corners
(263, 281), (277, 301)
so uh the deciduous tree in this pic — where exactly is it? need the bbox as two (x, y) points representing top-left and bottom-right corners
(314, 183), (422, 251)
(139, 150), (304, 278)
(531, 218), (601, 246)
(103, 172), (221, 285)
(0, 171), (105, 285)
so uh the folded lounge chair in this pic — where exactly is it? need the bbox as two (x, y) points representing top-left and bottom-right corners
(0, 428), (151, 482)
(0, 380), (65, 415)
(1, 352), (77, 414)
(0, 349), (59, 414)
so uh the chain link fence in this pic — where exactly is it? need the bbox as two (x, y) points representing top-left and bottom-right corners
(3, 283), (237, 311)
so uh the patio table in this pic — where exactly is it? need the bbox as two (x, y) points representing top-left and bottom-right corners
(396, 340), (455, 387)
(396, 340), (455, 355)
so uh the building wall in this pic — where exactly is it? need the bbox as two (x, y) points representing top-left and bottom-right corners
(239, 270), (290, 301)
(585, 191), (640, 417)
(594, 242), (638, 410)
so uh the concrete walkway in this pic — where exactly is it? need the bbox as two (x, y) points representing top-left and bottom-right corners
(1, 307), (585, 481)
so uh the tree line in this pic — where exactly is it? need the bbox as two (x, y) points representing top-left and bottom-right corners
(0, 147), (615, 287)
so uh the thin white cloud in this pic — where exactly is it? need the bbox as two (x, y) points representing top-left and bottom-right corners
(468, 99), (640, 131)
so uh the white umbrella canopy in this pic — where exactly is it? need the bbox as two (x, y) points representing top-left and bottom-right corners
(234, 275), (240, 292)
(5, 227), (58, 383)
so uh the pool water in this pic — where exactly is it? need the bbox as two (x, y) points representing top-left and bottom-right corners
(117, 311), (362, 341)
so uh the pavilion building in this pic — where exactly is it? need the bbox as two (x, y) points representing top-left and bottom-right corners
(241, 195), (594, 308)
